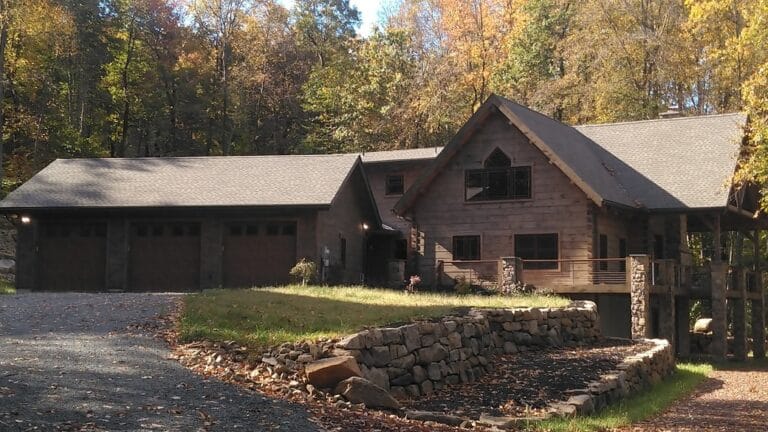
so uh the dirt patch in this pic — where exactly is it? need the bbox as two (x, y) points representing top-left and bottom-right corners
(401, 339), (653, 419)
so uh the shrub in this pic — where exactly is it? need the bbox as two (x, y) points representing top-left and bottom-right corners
(455, 276), (472, 295)
(289, 258), (317, 285)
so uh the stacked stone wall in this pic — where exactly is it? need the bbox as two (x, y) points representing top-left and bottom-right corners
(332, 303), (600, 397)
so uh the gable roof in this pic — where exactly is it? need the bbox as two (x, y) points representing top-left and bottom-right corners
(395, 94), (747, 214)
(361, 147), (443, 164)
(0, 154), (363, 211)
(574, 113), (745, 210)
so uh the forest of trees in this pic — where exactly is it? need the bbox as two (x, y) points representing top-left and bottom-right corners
(0, 0), (767, 195)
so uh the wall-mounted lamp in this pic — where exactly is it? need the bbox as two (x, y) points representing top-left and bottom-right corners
(362, 223), (369, 231)
(20, 215), (31, 224)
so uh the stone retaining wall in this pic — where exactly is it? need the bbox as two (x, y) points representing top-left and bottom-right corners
(548, 338), (675, 417)
(332, 302), (600, 398)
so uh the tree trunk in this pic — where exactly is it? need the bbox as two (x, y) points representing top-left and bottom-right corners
(117, 16), (137, 158)
(0, 9), (8, 194)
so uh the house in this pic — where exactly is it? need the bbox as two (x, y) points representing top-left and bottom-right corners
(2, 93), (764, 360)
(0, 155), (380, 291)
(371, 94), (764, 359)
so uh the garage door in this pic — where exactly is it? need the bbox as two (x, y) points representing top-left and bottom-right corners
(129, 222), (201, 291)
(223, 221), (297, 287)
(39, 222), (107, 291)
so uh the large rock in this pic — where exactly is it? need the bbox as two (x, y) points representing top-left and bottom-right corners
(305, 356), (362, 388)
(0, 258), (15, 274)
(693, 318), (713, 334)
(334, 377), (401, 410)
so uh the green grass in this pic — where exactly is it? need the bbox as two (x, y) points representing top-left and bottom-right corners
(179, 285), (568, 349)
(534, 362), (713, 432)
(0, 280), (15, 294)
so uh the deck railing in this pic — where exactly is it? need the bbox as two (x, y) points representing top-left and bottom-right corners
(436, 259), (500, 287)
(520, 258), (627, 288)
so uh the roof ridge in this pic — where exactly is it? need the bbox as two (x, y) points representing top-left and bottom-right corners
(574, 112), (744, 129)
(55, 154), (358, 162)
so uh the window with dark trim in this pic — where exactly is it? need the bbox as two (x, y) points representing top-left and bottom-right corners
(385, 174), (404, 195)
(464, 149), (531, 201)
(515, 233), (558, 269)
(452, 235), (481, 261)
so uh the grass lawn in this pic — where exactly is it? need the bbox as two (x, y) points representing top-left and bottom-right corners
(534, 362), (712, 432)
(179, 285), (568, 349)
(0, 280), (15, 294)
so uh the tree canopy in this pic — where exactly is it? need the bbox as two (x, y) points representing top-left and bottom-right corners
(0, 0), (767, 199)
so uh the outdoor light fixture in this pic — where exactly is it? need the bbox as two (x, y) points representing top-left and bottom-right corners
(362, 223), (369, 230)
(20, 216), (31, 224)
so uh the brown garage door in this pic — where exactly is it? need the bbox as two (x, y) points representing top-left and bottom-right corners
(129, 222), (201, 291)
(223, 221), (297, 287)
(38, 222), (107, 291)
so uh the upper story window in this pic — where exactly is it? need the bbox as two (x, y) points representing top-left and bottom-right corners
(465, 148), (531, 201)
(386, 174), (405, 195)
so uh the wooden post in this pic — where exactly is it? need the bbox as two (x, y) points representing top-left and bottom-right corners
(753, 229), (766, 359)
(710, 214), (728, 361)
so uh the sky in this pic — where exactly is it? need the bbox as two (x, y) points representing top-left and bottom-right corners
(277, 0), (384, 37)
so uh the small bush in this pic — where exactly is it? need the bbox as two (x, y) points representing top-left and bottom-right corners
(455, 276), (472, 295)
(289, 258), (317, 285)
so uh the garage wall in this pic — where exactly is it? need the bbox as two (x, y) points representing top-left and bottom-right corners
(15, 221), (37, 291)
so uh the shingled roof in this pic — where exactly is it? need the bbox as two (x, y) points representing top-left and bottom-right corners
(0, 154), (362, 210)
(575, 113), (745, 209)
(395, 94), (747, 214)
(361, 147), (443, 163)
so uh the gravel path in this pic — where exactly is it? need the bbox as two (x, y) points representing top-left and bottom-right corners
(623, 365), (768, 431)
(0, 293), (321, 432)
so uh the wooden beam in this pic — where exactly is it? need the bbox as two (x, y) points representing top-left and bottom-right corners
(713, 213), (722, 263)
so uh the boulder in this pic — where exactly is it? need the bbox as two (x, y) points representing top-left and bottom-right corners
(305, 356), (362, 388)
(693, 318), (713, 334)
(334, 377), (401, 410)
(0, 259), (15, 274)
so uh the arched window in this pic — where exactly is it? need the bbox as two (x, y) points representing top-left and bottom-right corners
(484, 148), (511, 168)
(465, 148), (531, 201)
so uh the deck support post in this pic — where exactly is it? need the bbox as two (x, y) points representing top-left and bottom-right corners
(752, 229), (765, 359)
(629, 255), (651, 339)
(732, 268), (748, 360)
(710, 261), (728, 361)
(675, 295), (691, 357)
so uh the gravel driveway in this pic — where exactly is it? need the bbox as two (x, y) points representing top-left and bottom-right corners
(0, 292), (320, 432)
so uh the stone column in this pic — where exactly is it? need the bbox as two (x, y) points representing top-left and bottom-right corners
(709, 262), (728, 361)
(732, 268), (748, 361)
(630, 255), (652, 339)
(675, 295), (691, 357)
(500, 257), (523, 292)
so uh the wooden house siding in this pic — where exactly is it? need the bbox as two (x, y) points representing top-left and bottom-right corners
(365, 161), (431, 233)
(406, 113), (593, 286)
(317, 164), (378, 284)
